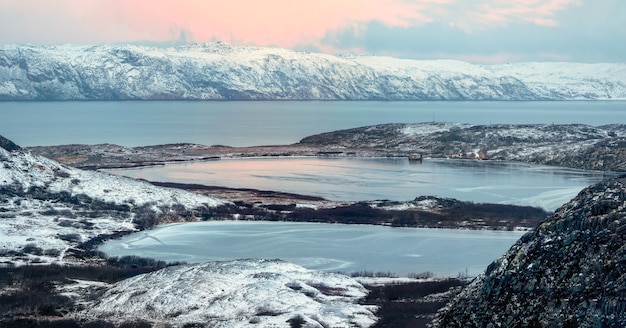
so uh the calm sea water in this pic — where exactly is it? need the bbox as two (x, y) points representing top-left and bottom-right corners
(1, 101), (625, 147)
(106, 157), (614, 211)
(99, 221), (526, 277)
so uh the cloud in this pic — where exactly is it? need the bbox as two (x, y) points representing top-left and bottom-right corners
(472, 0), (576, 28)
(320, 10), (626, 64)
(0, 0), (622, 62)
(0, 0), (432, 45)
(0, 0), (580, 44)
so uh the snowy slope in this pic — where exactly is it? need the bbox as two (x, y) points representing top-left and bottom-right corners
(0, 148), (223, 208)
(79, 259), (376, 328)
(78, 259), (377, 328)
(0, 146), (225, 265)
(490, 62), (626, 99)
(1, 43), (625, 100)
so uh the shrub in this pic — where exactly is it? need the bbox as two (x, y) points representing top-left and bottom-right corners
(22, 243), (44, 255)
(287, 314), (306, 328)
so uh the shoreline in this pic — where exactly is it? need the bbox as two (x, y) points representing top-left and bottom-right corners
(25, 122), (626, 173)
(26, 143), (414, 170)
(146, 180), (549, 230)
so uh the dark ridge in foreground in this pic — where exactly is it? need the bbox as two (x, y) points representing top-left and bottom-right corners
(433, 175), (626, 327)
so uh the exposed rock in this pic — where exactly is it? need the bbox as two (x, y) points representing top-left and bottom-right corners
(432, 175), (626, 327)
(0, 134), (20, 151)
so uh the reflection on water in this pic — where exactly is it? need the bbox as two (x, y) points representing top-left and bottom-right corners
(99, 221), (527, 277)
(106, 158), (613, 211)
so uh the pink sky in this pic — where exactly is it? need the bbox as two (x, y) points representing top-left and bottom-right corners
(0, 0), (577, 45)
(0, 0), (623, 63)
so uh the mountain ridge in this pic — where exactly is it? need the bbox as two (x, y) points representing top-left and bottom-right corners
(1, 43), (625, 101)
(433, 175), (626, 327)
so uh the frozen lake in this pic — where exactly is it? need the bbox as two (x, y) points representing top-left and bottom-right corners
(106, 157), (614, 211)
(99, 221), (526, 277)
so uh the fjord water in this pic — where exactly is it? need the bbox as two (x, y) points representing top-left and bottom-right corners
(99, 221), (526, 277)
(1, 100), (625, 147)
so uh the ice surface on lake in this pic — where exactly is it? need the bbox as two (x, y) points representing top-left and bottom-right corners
(101, 221), (526, 277)
(107, 158), (612, 211)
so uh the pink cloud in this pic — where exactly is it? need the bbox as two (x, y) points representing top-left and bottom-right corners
(27, 0), (435, 46)
(0, 0), (579, 47)
(471, 0), (578, 29)
(106, 0), (442, 46)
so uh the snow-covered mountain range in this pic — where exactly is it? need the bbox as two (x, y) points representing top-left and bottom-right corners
(1, 43), (625, 100)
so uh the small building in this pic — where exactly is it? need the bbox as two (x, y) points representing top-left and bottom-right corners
(408, 153), (423, 162)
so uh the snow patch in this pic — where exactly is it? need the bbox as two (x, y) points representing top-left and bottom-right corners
(400, 122), (472, 137)
(79, 259), (377, 327)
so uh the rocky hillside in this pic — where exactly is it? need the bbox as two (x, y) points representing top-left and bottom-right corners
(432, 175), (626, 327)
(0, 137), (226, 266)
(298, 123), (626, 171)
(1, 43), (625, 100)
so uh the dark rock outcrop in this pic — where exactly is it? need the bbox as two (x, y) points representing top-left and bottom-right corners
(433, 176), (626, 327)
(0, 134), (20, 151)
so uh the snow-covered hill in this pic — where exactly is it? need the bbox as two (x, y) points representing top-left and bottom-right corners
(1, 43), (625, 100)
(299, 123), (626, 171)
(78, 258), (377, 327)
(0, 142), (225, 265)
